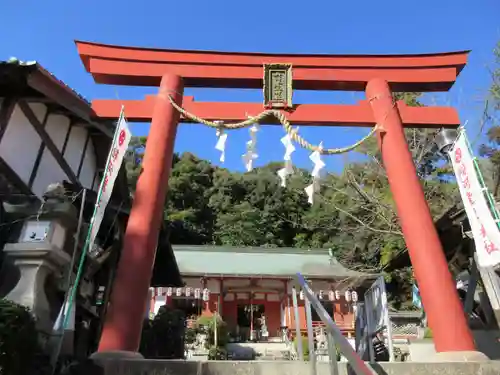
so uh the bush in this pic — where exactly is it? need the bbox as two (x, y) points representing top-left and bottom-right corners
(196, 314), (229, 348)
(195, 315), (213, 330)
(185, 326), (197, 345)
(423, 327), (433, 338)
(208, 346), (227, 360)
(0, 299), (42, 375)
(139, 305), (185, 359)
(293, 335), (309, 361)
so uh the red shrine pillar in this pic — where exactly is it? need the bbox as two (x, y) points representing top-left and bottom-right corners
(366, 78), (475, 353)
(97, 74), (184, 353)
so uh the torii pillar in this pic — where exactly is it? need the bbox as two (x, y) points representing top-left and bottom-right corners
(367, 78), (478, 358)
(96, 74), (184, 354)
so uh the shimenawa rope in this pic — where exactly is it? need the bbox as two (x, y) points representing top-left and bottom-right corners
(167, 95), (377, 155)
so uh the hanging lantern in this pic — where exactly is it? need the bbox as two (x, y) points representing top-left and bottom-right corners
(202, 288), (210, 301)
(334, 290), (340, 300)
(351, 291), (358, 303)
(299, 290), (304, 300)
(345, 290), (352, 302)
(328, 291), (335, 301)
(194, 288), (201, 299)
(319, 290), (324, 300)
(166, 287), (173, 296)
(185, 287), (192, 297)
(176, 288), (182, 297)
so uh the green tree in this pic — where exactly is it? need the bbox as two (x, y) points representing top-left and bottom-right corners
(309, 92), (458, 308)
(208, 164), (310, 247)
(165, 152), (217, 244)
(125, 140), (216, 244)
(479, 41), (500, 196)
(123, 91), (460, 308)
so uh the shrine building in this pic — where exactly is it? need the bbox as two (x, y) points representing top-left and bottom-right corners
(148, 246), (377, 340)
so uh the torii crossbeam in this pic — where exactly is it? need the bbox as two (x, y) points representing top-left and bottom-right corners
(93, 95), (461, 128)
(76, 40), (478, 358)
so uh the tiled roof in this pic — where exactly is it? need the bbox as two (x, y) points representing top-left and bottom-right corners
(1, 57), (91, 105)
(0, 57), (115, 139)
(171, 245), (378, 280)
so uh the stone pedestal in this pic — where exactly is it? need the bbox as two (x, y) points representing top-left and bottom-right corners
(4, 242), (70, 332)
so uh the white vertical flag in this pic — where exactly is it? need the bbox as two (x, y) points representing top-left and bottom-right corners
(88, 110), (132, 255)
(450, 132), (500, 267)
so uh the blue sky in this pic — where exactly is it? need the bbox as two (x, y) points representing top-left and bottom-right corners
(1, 0), (499, 173)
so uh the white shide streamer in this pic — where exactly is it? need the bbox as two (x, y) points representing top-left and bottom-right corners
(242, 123), (259, 172)
(215, 128), (228, 163)
(305, 143), (325, 204)
(277, 133), (296, 187)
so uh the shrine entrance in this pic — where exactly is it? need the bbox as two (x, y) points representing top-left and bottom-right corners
(76, 40), (477, 356)
(236, 304), (266, 342)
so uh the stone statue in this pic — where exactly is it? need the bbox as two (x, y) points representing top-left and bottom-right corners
(260, 315), (268, 339)
(316, 327), (327, 349)
(43, 182), (67, 202)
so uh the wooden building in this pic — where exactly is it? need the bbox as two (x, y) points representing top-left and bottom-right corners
(149, 245), (377, 340)
(0, 58), (180, 356)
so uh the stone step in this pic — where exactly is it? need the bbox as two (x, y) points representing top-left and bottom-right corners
(226, 342), (290, 360)
(86, 359), (499, 375)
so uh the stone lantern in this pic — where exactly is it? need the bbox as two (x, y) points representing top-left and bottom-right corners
(1, 183), (79, 335)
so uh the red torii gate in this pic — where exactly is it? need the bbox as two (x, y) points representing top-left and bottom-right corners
(76, 41), (475, 356)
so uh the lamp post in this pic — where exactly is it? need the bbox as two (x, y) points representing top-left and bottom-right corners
(435, 128), (459, 155)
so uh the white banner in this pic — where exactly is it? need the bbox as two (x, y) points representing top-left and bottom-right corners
(363, 276), (394, 361)
(450, 132), (500, 267)
(88, 111), (132, 254)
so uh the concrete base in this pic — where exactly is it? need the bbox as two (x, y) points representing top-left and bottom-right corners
(432, 351), (490, 362)
(87, 359), (500, 375)
(409, 336), (495, 362)
(90, 351), (144, 360)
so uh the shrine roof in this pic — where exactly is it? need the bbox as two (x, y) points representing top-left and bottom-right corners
(171, 245), (378, 280)
(0, 58), (112, 136)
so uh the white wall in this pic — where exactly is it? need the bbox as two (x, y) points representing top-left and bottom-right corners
(32, 113), (70, 197)
(79, 135), (96, 189)
(0, 103), (45, 186)
(63, 126), (87, 175)
(0, 100), (99, 198)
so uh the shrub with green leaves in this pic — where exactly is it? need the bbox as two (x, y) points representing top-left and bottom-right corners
(139, 305), (185, 359)
(293, 335), (310, 361)
(424, 327), (433, 339)
(0, 299), (40, 375)
(208, 345), (227, 360)
(196, 314), (229, 348)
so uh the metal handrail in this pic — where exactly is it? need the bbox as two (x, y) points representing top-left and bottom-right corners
(295, 273), (373, 375)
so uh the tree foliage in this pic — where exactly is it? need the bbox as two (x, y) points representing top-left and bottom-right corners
(479, 41), (500, 196)
(124, 92), (461, 309)
(0, 299), (45, 375)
